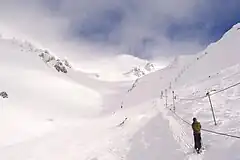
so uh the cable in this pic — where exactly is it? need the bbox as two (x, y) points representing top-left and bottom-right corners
(175, 81), (240, 102)
(201, 128), (240, 139)
(209, 82), (240, 96)
(178, 95), (207, 101)
(167, 105), (240, 139)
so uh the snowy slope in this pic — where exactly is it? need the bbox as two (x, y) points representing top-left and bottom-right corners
(0, 36), (154, 160)
(75, 54), (166, 81)
(0, 23), (240, 160)
(0, 37), (104, 152)
(0, 38), (102, 117)
(123, 24), (240, 160)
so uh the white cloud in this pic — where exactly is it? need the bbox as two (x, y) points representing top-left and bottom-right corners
(0, 0), (208, 60)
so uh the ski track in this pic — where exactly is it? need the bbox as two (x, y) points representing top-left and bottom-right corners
(157, 54), (205, 160)
(156, 99), (204, 160)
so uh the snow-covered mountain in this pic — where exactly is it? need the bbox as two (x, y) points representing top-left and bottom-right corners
(13, 40), (73, 74)
(123, 62), (157, 78)
(123, 66), (145, 77)
(0, 23), (240, 160)
(74, 54), (164, 81)
(144, 62), (155, 72)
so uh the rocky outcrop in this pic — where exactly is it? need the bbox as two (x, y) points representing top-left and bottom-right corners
(123, 62), (156, 78)
(38, 50), (71, 74)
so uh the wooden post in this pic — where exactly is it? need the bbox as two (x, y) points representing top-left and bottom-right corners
(206, 92), (217, 125)
(172, 91), (175, 112)
(160, 91), (163, 99)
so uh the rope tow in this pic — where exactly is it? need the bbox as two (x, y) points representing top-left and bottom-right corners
(209, 81), (240, 96)
(176, 81), (240, 101)
(167, 106), (240, 139)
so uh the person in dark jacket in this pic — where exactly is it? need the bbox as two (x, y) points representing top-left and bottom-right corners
(192, 117), (202, 153)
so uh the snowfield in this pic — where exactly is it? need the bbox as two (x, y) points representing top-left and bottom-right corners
(0, 24), (240, 160)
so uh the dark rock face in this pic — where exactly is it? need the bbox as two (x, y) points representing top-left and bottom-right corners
(38, 50), (72, 74)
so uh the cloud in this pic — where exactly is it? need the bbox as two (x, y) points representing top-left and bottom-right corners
(0, 1), (68, 48)
(0, 0), (239, 60)
(50, 0), (201, 57)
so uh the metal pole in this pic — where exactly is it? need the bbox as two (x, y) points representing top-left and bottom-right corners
(206, 92), (217, 125)
(172, 91), (175, 112)
(165, 89), (168, 108)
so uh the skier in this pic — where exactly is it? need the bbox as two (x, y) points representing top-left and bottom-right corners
(121, 101), (123, 108)
(192, 117), (202, 153)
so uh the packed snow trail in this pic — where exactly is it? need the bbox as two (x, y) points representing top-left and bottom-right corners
(127, 105), (185, 160)
(156, 100), (205, 160)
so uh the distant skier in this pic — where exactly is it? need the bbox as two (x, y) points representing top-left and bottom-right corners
(192, 117), (202, 153)
(121, 101), (123, 108)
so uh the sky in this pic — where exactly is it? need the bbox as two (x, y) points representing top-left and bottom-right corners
(0, 0), (240, 60)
